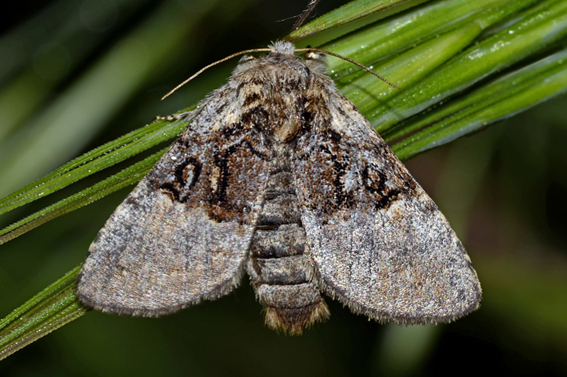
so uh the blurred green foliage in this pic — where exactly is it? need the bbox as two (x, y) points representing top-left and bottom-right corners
(1, 0), (567, 375)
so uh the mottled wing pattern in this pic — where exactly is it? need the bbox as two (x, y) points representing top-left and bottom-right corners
(77, 84), (272, 316)
(294, 88), (481, 324)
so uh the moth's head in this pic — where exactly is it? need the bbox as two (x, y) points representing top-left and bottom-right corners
(163, 40), (397, 101)
(269, 40), (296, 55)
(231, 41), (328, 77)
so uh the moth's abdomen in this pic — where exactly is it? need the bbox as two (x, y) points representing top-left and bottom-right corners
(247, 225), (329, 335)
(246, 152), (329, 335)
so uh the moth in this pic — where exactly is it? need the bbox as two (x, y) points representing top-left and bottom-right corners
(77, 41), (482, 335)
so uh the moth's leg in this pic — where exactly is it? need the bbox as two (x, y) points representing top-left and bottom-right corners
(153, 111), (193, 122)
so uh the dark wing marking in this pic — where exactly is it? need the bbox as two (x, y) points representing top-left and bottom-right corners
(77, 86), (271, 316)
(294, 90), (481, 324)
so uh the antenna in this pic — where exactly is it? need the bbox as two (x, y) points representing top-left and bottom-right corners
(161, 47), (272, 100)
(162, 47), (400, 100)
(295, 47), (401, 90)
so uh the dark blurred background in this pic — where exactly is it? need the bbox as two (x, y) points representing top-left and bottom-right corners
(0, 0), (566, 376)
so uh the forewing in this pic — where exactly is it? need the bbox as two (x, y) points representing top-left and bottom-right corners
(294, 91), (481, 324)
(77, 87), (271, 316)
